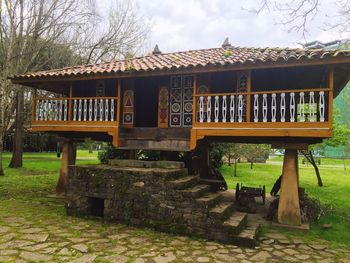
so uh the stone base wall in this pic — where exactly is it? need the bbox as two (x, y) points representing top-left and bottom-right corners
(66, 164), (259, 247)
(67, 165), (201, 233)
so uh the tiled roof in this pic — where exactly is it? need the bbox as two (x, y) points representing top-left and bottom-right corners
(11, 46), (350, 81)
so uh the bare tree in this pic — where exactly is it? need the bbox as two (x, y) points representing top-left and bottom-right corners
(0, 0), (149, 171)
(245, 0), (350, 41)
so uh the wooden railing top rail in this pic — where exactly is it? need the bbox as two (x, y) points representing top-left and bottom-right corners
(36, 96), (119, 100)
(193, 88), (329, 97)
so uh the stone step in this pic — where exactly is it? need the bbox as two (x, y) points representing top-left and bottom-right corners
(166, 175), (199, 190)
(209, 201), (235, 222)
(163, 169), (189, 181)
(195, 192), (221, 208)
(109, 159), (185, 169)
(222, 212), (248, 235)
(233, 223), (260, 248)
(181, 184), (211, 198)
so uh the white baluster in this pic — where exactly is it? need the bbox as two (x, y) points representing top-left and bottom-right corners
(89, 99), (93, 121)
(299, 92), (305, 122)
(36, 100), (40, 120)
(290, 92), (295, 122)
(230, 95), (235, 122)
(73, 99), (77, 121)
(214, 96), (219, 123)
(280, 93), (286, 122)
(309, 92), (315, 122)
(43, 100), (49, 121)
(63, 100), (67, 121)
(58, 100), (63, 121)
(199, 96), (204, 123)
(262, 94), (268, 122)
(52, 101), (55, 121)
(253, 94), (259, 122)
(238, 95), (243, 123)
(83, 99), (87, 121)
(271, 93), (277, 122)
(52, 100), (58, 121)
(105, 99), (109, 121)
(78, 99), (82, 121)
(222, 95), (227, 123)
(48, 101), (52, 121)
(319, 91), (325, 122)
(41, 100), (44, 120)
(207, 96), (211, 123)
(94, 99), (98, 121)
(99, 99), (104, 121)
(111, 99), (115, 121)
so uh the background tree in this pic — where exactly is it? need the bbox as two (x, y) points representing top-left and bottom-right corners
(0, 0), (149, 172)
(241, 144), (271, 169)
(225, 144), (247, 177)
(306, 117), (350, 186)
(246, 0), (350, 40)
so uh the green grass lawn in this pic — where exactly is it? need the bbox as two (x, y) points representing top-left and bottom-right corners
(221, 160), (350, 247)
(0, 150), (99, 201)
(0, 152), (349, 248)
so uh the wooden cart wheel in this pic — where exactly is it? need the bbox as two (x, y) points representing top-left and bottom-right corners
(262, 185), (266, 205)
(235, 183), (240, 201)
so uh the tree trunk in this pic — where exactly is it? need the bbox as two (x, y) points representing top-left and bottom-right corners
(0, 134), (4, 176)
(9, 90), (24, 168)
(0, 88), (5, 176)
(300, 150), (323, 187)
(250, 161), (253, 169)
(234, 159), (237, 177)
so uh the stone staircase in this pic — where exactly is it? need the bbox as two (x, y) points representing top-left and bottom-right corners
(155, 167), (260, 247)
(68, 160), (260, 247)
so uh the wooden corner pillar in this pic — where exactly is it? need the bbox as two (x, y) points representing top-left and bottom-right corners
(278, 149), (301, 226)
(56, 141), (77, 194)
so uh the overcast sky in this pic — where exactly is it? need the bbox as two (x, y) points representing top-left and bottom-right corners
(130, 0), (343, 53)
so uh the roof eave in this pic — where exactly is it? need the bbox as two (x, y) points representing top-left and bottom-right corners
(10, 56), (350, 85)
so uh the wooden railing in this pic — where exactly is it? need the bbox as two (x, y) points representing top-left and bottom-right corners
(34, 97), (118, 123)
(194, 88), (330, 124)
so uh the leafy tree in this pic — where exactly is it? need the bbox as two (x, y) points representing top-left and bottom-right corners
(241, 144), (270, 169)
(307, 118), (350, 186)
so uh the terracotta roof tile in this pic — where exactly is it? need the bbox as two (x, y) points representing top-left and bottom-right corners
(11, 46), (350, 81)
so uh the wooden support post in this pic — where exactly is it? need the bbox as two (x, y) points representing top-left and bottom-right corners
(117, 79), (121, 127)
(199, 142), (210, 180)
(192, 74), (197, 124)
(278, 149), (301, 226)
(128, 150), (137, 160)
(328, 66), (334, 124)
(32, 89), (37, 122)
(56, 141), (76, 194)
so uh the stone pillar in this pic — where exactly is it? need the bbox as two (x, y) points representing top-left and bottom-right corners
(278, 149), (301, 226)
(56, 141), (76, 194)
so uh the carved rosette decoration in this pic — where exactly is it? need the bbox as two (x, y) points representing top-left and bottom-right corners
(170, 75), (194, 127)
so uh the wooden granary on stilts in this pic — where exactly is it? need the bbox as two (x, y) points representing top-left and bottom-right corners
(10, 40), (350, 245)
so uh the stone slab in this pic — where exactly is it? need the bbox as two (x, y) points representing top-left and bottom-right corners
(109, 159), (185, 169)
(271, 222), (310, 232)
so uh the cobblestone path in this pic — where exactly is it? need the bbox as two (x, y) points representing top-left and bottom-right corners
(0, 201), (349, 262)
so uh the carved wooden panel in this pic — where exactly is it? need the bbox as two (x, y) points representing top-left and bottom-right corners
(123, 89), (134, 127)
(158, 86), (169, 128)
(170, 75), (194, 127)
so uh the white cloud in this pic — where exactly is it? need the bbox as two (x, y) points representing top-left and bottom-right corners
(105, 0), (348, 54)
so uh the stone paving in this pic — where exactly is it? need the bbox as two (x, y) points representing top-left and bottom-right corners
(0, 201), (349, 262)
